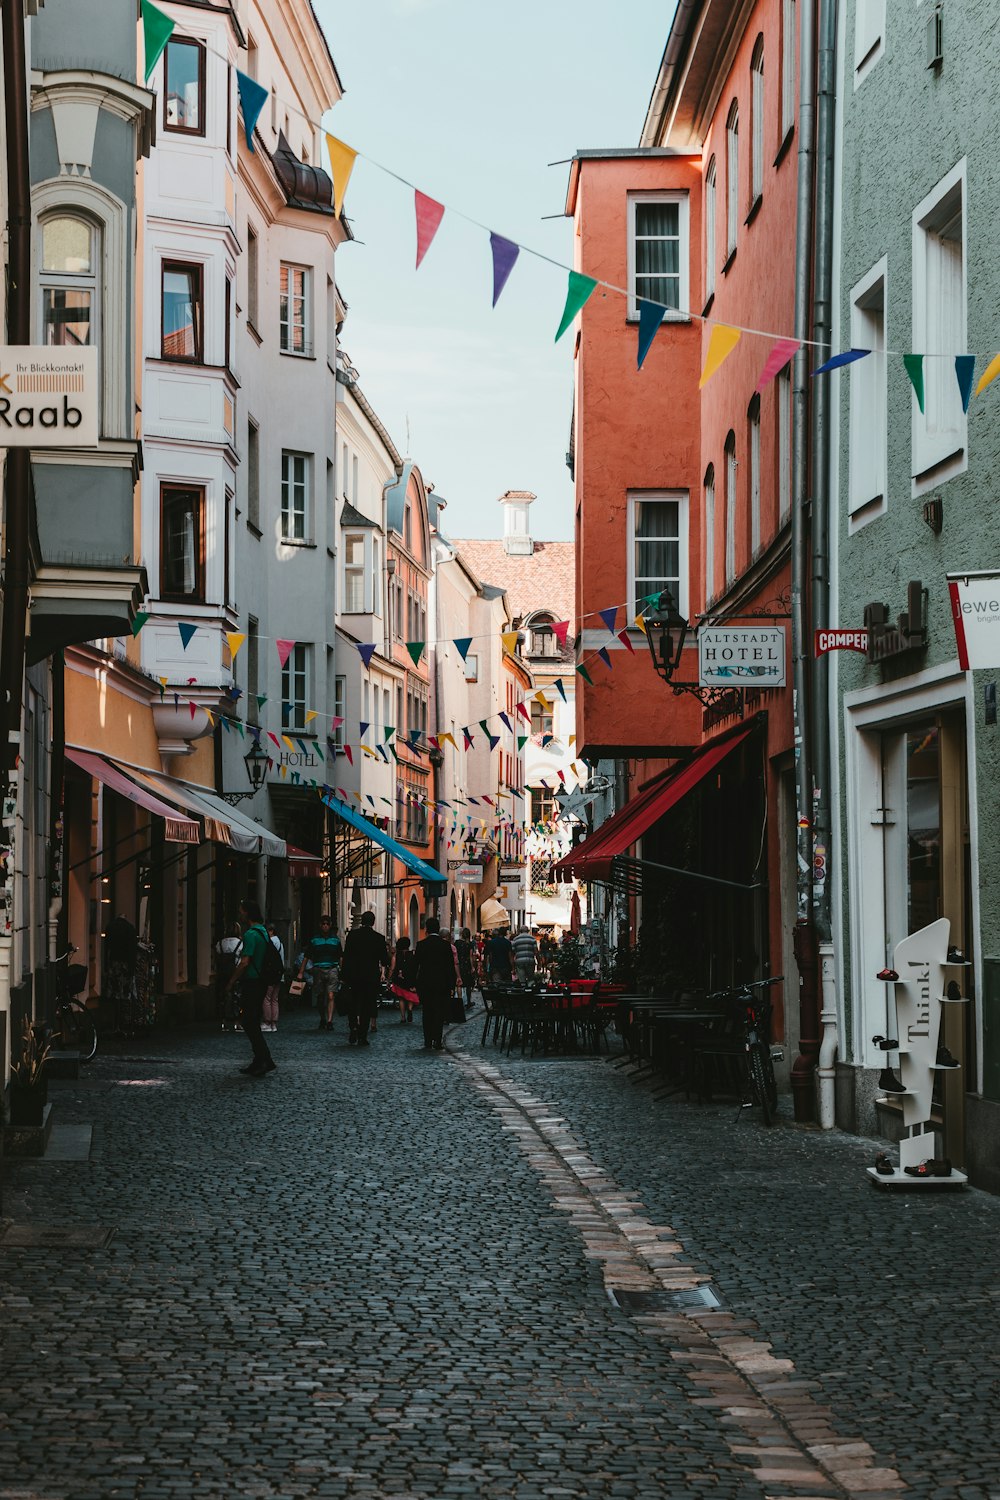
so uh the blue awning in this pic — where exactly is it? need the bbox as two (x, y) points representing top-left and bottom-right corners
(322, 793), (446, 883)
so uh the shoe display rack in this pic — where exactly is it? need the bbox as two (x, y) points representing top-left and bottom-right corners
(866, 917), (968, 1191)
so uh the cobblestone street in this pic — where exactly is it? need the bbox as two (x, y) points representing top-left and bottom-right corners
(2, 1008), (999, 1500)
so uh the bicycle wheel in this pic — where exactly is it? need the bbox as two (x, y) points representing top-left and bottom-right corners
(76, 1015), (98, 1063)
(747, 1042), (773, 1125)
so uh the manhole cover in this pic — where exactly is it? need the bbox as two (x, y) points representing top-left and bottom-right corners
(611, 1285), (724, 1314)
(0, 1223), (114, 1249)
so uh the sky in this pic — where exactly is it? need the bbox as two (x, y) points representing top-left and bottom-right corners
(312, 0), (674, 542)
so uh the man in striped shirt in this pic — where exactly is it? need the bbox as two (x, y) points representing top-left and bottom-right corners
(511, 926), (538, 985)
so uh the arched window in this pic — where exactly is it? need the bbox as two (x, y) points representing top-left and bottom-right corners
(747, 394), (761, 555)
(704, 463), (716, 605)
(726, 101), (739, 256)
(527, 612), (558, 658)
(724, 431), (737, 585)
(40, 214), (98, 348)
(705, 156), (717, 302)
(750, 38), (765, 204)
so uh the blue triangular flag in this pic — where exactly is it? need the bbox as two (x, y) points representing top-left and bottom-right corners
(553, 679), (567, 702)
(178, 622), (197, 650)
(955, 354), (976, 414)
(357, 641), (377, 670)
(359, 721), (370, 739)
(236, 70), (269, 152)
(499, 712), (512, 733)
(598, 606), (618, 634)
(597, 646), (612, 668)
(637, 298), (666, 370)
(453, 636), (473, 660)
(812, 348), (869, 376)
(489, 233), (519, 307)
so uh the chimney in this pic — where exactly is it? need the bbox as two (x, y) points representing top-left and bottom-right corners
(500, 490), (536, 556)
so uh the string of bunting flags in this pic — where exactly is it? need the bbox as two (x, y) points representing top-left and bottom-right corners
(139, 0), (1000, 401)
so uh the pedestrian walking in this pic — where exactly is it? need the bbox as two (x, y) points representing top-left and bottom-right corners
(226, 899), (278, 1077)
(215, 923), (243, 1031)
(297, 916), (342, 1030)
(414, 916), (458, 1050)
(340, 911), (388, 1046)
(390, 936), (419, 1024)
(455, 927), (476, 1009)
(512, 925), (538, 985)
(440, 929), (467, 1024)
(486, 926), (515, 986)
(105, 912), (138, 1033)
(263, 922), (285, 1033)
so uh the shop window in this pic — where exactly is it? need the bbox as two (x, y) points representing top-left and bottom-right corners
(160, 484), (205, 602)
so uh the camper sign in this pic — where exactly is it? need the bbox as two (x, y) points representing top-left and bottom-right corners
(0, 347), (97, 446)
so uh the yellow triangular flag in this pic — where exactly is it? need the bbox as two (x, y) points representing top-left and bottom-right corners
(440, 731), (457, 749)
(633, 614), (648, 635)
(326, 135), (357, 218)
(205, 708), (214, 726)
(281, 734), (295, 751)
(569, 734), (576, 744)
(304, 709), (317, 724)
(227, 631), (246, 660)
(699, 324), (741, 388)
(279, 764), (287, 778)
(534, 690), (552, 710)
(976, 353), (1000, 397)
(501, 630), (519, 655)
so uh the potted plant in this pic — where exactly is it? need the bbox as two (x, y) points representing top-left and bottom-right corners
(9, 1016), (51, 1127)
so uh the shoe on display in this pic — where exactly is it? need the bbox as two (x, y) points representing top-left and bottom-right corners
(877, 1068), (906, 1094)
(929, 1158), (952, 1176)
(872, 1035), (900, 1051)
(946, 980), (963, 1003)
(877, 967), (899, 982)
(874, 1152), (894, 1176)
(936, 1045), (960, 1068)
(947, 946), (967, 964)
(904, 1161), (931, 1177)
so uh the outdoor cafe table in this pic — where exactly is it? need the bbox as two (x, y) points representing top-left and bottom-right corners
(623, 999), (727, 1093)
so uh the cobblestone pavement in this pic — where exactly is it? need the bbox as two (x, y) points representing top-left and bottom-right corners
(1, 1007), (998, 1500)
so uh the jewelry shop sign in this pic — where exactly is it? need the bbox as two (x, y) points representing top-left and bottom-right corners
(948, 572), (1000, 669)
(698, 626), (786, 687)
(0, 347), (97, 446)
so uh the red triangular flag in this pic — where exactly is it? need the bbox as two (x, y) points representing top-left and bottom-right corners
(553, 621), (570, 649)
(617, 629), (635, 655)
(276, 638), (295, 668)
(415, 191), (445, 269)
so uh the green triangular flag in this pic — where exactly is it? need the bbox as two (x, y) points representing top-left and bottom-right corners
(384, 725), (395, 742)
(256, 695), (267, 710)
(576, 663), (594, 684)
(406, 641), (425, 667)
(235, 720), (245, 738)
(555, 271), (599, 342)
(130, 610), (149, 637)
(903, 353), (925, 413)
(142, 0), (174, 82)
(517, 735), (528, 752)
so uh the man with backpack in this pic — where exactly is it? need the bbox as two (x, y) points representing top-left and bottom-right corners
(226, 898), (280, 1077)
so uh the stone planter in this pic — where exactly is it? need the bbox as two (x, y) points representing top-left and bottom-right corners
(9, 1079), (47, 1128)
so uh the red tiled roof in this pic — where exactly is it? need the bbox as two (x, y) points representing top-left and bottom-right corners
(450, 539), (575, 624)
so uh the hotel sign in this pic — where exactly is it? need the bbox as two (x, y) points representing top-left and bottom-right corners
(0, 347), (97, 445)
(698, 626), (786, 688)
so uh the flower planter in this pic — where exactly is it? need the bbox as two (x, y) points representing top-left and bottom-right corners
(9, 1079), (47, 1128)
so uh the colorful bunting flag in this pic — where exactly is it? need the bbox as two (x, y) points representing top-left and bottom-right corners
(276, 638), (295, 667)
(903, 354), (925, 413)
(490, 232), (519, 306)
(976, 353), (1000, 397)
(755, 337), (801, 393)
(499, 711), (513, 732)
(267, 732), (280, 748)
(357, 642), (377, 670)
(157, 676), (167, 698)
(517, 735), (528, 752)
(236, 70), (268, 150)
(453, 636), (473, 660)
(326, 135), (357, 217)
(598, 606), (618, 634)
(415, 190), (445, 268)
(812, 348), (869, 376)
(305, 710), (317, 724)
(555, 271), (599, 342)
(343, 745), (353, 765)
(576, 664), (593, 684)
(487, 734), (500, 751)
(281, 735), (295, 751)
(384, 725), (395, 742)
(633, 614), (648, 636)
(359, 721), (370, 739)
(406, 641), (425, 667)
(597, 647), (612, 668)
(552, 620), (571, 649)
(256, 695), (268, 710)
(178, 622), (197, 650)
(956, 355), (976, 413)
(516, 701), (531, 722)
(189, 701), (197, 720)
(637, 298), (666, 370)
(142, 0), (174, 82)
(501, 630), (519, 656)
(227, 632), (246, 660)
(462, 728), (474, 750)
(131, 611), (149, 637)
(617, 630), (635, 655)
(553, 680), (567, 701)
(699, 324), (741, 388)
(479, 719), (491, 737)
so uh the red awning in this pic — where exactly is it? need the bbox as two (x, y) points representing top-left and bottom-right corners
(66, 748), (200, 845)
(554, 727), (753, 881)
(286, 843), (324, 879)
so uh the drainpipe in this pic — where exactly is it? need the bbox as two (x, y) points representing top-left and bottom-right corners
(790, 0), (819, 1122)
(812, 0), (840, 1127)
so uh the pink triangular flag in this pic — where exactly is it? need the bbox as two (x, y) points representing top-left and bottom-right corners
(276, 638), (295, 668)
(415, 191), (445, 269)
(553, 621), (571, 649)
(755, 337), (801, 394)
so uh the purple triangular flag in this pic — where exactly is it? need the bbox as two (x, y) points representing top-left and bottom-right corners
(490, 232), (519, 307)
(598, 606), (618, 634)
(637, 298), (666, 370)
(357, 641), (377, 670)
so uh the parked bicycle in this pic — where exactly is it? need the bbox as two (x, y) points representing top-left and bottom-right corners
(51, 945), (97, 1062)
(705, 976), (784, 1124)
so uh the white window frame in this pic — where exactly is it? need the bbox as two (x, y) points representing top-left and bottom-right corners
(748, 397), (761, 555)
(333, 675), (346, 747)
(725, 435), (737, 585)
(777, 364), (792, 524)
(281, 643), (311, 732)
(626, 491), (689, 620)
(343, 531), (368, 613)
(705, 157), (717, 304)
(854, 0), (886, 87)
(912, 160), (967, 492)
(626, 191), (690, 321)
(246, 223), (259, 331)
(280, 449), (311, 542)
(848, 256), (888, 523)
(750, 38), (764, 206)
(781, 0), (796, 139)
(704, 467), (716, 606)
(464, 653), (479, 682)
(726, 101), (739, 257)
(279, 262), (311, 355)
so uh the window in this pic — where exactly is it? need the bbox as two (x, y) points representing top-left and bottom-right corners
(281, 644), (310, 732)
(530, 788), (555, 824)
(463, 653), (479, 682)
(224, 488), (233, 606)
(628, 494), (686, 617)
(855, 0), (886, 83)
(160, 485), (204, 601)
(704, 158), (717, 304)
(530, 698), (554, 738)
(344, 533), (366, 612)
(224, 276), (233, 369)
(777, 364), (792, 524)
(247, 616), (259, 724)
(913, 167), (966, 483)
(704, 465), (716, 605)
(849, 263), (887, 515)
(750, 39), (764, 206)
(247, 226), (259, 330)
(40, 214), (97, 348)
(163, 37), (205, 135)
(162, 262), (203, 362)
(404, 503), (412, 552)
(530, 617), (558, 657)
(247, 418), (260, 531)
(748, 395), (761, 555)
(724, 434), (737, 585)
(628, 193), (689, 318)
(281, 450), (310, 541)
(781, 0), (796, 138)
(372, 538), (381, 616)
(279, 263), (310, 355)
(333, 676), (346, 747)
(246, 34), (258, 80)
(726, 102), (739, 256)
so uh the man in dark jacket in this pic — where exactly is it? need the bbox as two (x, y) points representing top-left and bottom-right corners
(339, 911), (388, 1046)
(414, 916), (457, 1051)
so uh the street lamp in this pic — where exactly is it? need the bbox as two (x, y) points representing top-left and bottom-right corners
(463, 832), (479, 861)
(221, 736), (270, 805)
(643, 588), (737, 708)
